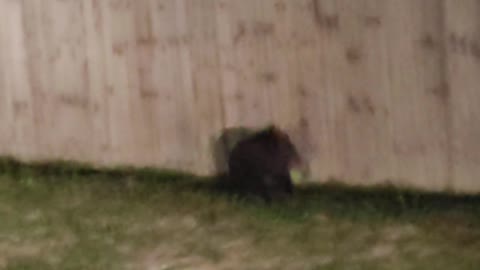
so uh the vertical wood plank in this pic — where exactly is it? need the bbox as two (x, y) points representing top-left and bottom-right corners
(0, 0), (478, 193)
(148, 0), (179, 169)
(262, 0), (298, 129)
(82, 0), (111, 166)
(20, 0), (52, 161)
(444, 0), (480, 193)
(131, 0), (159, 167)
(27, 0), (93, 161)
(254, 0), (299, 130)
(100, 0), (145, 166)
(147, 0), (197, 171)
(285, 0), (338, 182)
(172, 0), (198, 172)
(0, 0), (13, 156)
(383, 0), (449, 191)
(215, 0), (241, 128)
(216, 0), (274, 128)
(1, 0), (36, 160)
(184, 0), (225, 174)
(311, 0), (396, 186)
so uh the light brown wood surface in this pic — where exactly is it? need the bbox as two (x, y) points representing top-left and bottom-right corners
(0, 0), (479, 193)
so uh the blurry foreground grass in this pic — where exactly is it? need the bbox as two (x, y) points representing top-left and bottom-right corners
(0, 158), (479, 270)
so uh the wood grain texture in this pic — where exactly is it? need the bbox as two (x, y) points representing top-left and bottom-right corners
(0, 0), (479, 192)
(444, 0), (480, 193)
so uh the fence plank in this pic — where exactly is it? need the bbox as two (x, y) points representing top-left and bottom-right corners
(19, 0), (48, 161)
(1, 0), (36, 159)
(184, 0), (225, 174)
(282, 0), (338, 182)
(0, 0), (14, 156)
(218, 0), (275, 128)
(82, 0), (111, 165)
(29, 0), (93, 161)
(387, 0), (450, 191)
(144, 0), (198, 171)
(287, 0), (395, 185)
(0, 0), (479, 193)
(444, 0), (480, 193)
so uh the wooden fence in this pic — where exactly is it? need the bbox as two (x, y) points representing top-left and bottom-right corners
(0, 0), (479, 193)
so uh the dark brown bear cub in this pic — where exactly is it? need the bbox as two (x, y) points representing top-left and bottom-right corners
(227, 125), (302, 203)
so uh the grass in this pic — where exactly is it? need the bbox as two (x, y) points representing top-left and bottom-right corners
(0, 158), (479, 269)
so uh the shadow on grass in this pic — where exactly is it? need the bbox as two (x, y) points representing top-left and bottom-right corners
(1, 157), (479, 224)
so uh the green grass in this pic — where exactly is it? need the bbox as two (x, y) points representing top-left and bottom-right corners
(0, 158), (479, 269)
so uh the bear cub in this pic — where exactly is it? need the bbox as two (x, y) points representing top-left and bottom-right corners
(227, 125), (303, 203)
